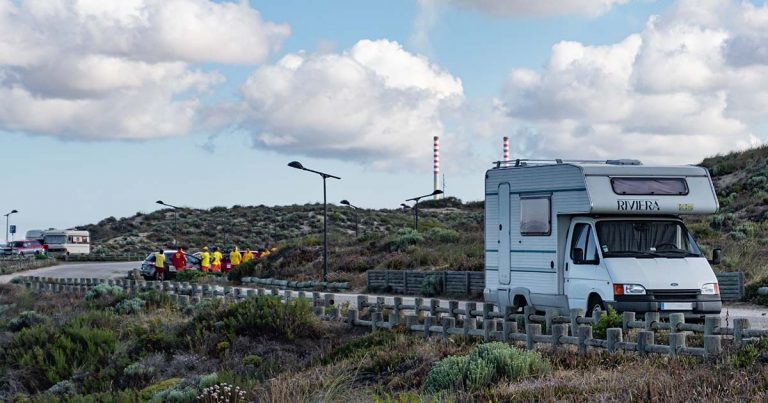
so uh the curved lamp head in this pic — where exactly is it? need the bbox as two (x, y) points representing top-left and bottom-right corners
(288, 161), (304, 170)
(400, 203), (409, 208)
(340, 200), (350, 206)
(10, 209), (18, 214)
(156, 200), (164, 205)
(432, 190), (444, 196)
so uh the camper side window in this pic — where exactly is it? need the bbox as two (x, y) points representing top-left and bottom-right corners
(571, 224), (599, 264)
(520, 197), (551, 236)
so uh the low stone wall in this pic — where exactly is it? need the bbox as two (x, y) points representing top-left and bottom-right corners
(0, 258), (58, 275)
(16, 276), (767, 359)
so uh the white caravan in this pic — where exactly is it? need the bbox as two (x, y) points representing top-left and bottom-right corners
(484, 159), (722, 317)
(43, 229), (91, 255)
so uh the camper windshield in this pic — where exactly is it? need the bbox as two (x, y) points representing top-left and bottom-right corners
(596, 220), (702, 258)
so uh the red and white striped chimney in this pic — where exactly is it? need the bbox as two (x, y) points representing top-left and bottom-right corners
(503, 136), (510, 162)
(433, 136), (441, 199)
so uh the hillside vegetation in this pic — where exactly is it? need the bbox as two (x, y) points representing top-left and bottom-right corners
(81, 146), (768, 286)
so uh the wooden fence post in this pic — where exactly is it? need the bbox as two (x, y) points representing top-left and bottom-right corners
(424, 316), (434, 338)
(356, 295), (367, 312)
(406, 315), (419, 332)
(704, 316), (721, 337)
(442, 317), (455, 341)
(483, 319), (492, 342)
(372, 312), (383, 332)
(622, 312), (635, 334)
(430, 299), (440, 317)
(552, 324), (566, 350)
(464, 317), (476, 336)
(449, 300), (459, 320)
(668, 333), (686, 356)
(347, 309), (359, 326)
(523, 305), (535, 328)
(669, 313), (685, 333)
(393, 297), (402, 321)
(734, 318), (750, 346)
(645, 312), (660, 330)
(578, 325), (592, 356)
(637, 331), (654, 356)
(570, 309), (584, 337)
(526, 324), (541, 351)
(704, 335), (722, 357)
(607, 328), (622, 353)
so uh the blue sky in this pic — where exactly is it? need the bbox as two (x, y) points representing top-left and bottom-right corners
(2, 0), (766, 237)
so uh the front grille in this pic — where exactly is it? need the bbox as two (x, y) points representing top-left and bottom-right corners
(648, 289), (699, 301)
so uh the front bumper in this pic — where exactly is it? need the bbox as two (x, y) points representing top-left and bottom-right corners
(611, 294), (721, 315)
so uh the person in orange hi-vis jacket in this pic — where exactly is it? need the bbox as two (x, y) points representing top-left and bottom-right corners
(211, 247), (223, 273)
(200, 246), (211, 273)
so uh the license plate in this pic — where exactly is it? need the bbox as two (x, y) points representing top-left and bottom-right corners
(660, 302), (693, 311)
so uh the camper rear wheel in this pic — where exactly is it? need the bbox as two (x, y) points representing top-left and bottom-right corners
(513, 295), (527, 313)
(587, 295), (605, 318)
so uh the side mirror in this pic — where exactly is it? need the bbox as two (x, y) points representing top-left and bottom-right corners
(712, 248), (722, 265)
(573, 248), (584, 263)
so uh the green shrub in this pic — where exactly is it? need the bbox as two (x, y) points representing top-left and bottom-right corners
(7, 311), (49, 331)
(421, 274), (444, 297)
(209, 296), (317, 341)
(140, 378), (183, 400)
(425, 227), (460, 243)
(85, 284), (124, 301)
(591, 306), (623, 339)
(122, 362), (155, 387)
(424, 342), (550, 393)
(114, 298), (145, 315)
(385, 229), (424, 252)
(34, 253), (50, 261)
(733, 337), (768, 368)
(46, 379), (76, 398)
(227, 260), (264, 282)
(175, 270), (209, 282)
(243, 355), (263, 367)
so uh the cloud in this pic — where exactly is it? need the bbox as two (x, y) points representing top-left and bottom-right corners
(446, 0), (630, 17)
(237, 39), (464, 170)
(0, 0), (288, 139)
(497, 0), (765, 164)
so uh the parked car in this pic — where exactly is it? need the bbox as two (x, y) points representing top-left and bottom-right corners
(140, 250), (202, 280)
(1, 240), (45, 256)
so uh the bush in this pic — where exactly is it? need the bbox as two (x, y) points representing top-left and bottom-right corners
(733, 337), (768, 368)
(7, 311), (49, 331)
(175, 270), (210, 282)
(114, 298), (145, 315)
(591, 306), (623, 339)
(123, 362), (155, 387)
(85, 284), (124, 301)
(385, 229), (424, 252)
(211, 296), (317, 341)
(421, 274), (444, 297)
(425, 227), (460, 243)
(227, 260), (264, 282)
(424, 342), (550, 393)
(47, 379), (76, 398)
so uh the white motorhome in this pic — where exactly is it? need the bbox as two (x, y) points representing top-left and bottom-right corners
(43, 229), (91, 255)
(484, 159), (722, 317)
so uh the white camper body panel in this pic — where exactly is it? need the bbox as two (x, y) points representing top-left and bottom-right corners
(484, 161), (721, 314)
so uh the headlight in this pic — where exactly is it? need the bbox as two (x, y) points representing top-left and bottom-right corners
(613, 283), (646, 296)
(701, 283), (719, 295)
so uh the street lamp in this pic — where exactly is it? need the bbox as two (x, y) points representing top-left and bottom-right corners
(405, 190), (443, 230)
(340, 200), (360, 237)
(156, 200), (180, 246)
(288, 161), (341, 283)
(4, 209), (18, 251)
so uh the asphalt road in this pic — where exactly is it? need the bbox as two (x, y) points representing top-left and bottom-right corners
(0, 261), (140, 284)
(4, 261), (768, 329)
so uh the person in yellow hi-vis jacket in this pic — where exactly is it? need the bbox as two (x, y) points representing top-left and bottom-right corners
(230, 247), (242, 270)
(212, 247), (223, 273)
(200, 246), (211, 273)
(154, 249), (166, 280)
(242, 248), (254, 263)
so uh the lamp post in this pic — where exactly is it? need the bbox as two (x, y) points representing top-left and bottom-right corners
(288, 161), (341, 283)
(405, 190), (443, 230)
(156, 200), (179, 246)
(5, 209), (18, 252)
(340, 200), (360, 237)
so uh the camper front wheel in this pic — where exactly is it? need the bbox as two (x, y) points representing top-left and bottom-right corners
(587, 296), (605, 318)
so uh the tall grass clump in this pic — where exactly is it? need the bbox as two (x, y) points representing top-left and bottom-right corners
(424, 342), (550, 394)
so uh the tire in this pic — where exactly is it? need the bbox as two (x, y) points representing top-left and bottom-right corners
(586, 296), (605, 318)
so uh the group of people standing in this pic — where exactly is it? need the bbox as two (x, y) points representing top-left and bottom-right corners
(153, 245), (276, 280)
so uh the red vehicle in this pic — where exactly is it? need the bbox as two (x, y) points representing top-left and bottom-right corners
(1, 240), (45, 256)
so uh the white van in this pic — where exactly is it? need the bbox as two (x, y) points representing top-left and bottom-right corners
(43, 229), (91, 255)
(484, 159), (722, 317)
